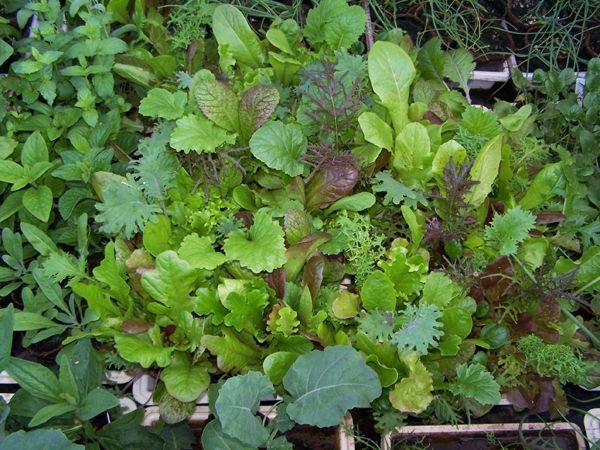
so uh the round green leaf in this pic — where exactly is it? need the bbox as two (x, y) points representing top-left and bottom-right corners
(249, 121), (307, 177)
(283, 346), (382, 427)
(361, 271), (396, 312)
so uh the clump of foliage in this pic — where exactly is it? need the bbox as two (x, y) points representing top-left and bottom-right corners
(517, 334), (590, 385)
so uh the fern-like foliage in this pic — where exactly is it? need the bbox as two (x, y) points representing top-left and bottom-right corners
(391, 303), (444, 355)
(131, 122), (178, 201)
(484, 206), (536, 256)
(455, 106), (501, 158)
(95, 174), (160, 238)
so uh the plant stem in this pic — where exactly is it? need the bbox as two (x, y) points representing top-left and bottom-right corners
(513, 255), (600, 350)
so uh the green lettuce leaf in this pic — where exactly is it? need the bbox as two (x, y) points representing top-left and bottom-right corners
(212, 5), (265, 68)
(170, 114), (235, 154)
(249, 121), (307, 177)
(389, 351), (433, 413)
(304, 0), (366, 50)
(139, 88), (186, 120)
(223, 211), (286, 273)
(368, 41), (416, 133)
(178, 233), (227, 270)
(161, 354), (211, 403)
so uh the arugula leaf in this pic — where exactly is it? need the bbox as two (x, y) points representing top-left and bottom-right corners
(249, 121), (307, 177)
(484, 206), (536, 256)
(392, 303), (444, 355)
(372, 171), (427, 207)
(443, 49), (475, 102)
(139, 88), (187, 120)
(223, 211), (286, 273)
(449, 363), (501, 405)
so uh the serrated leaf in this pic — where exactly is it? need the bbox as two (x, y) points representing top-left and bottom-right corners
(178, 233), (227, 270)
(304, 0), (366, 49)
(223, 211), (286, 273)
(114, 335), (173, 368)
(201, 330), (262, 373)
(371, 171), (427, 208)
(170, 114), (235, 154)
(215, 372), (274, 447)
(449, 363), (500, 405)
(6, 357), (62, 402)
(139, 88), (187, 120)
(249, 121), (307, 177)
(141, 251), (198, 309)
(392, 303), (443, 355)
(484, 206), (536, 256)
(223, 282), (270, 334)
(283, 346), (381, 427)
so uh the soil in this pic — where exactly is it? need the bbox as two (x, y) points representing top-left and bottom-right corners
(284, 424), (340, 450)
(508, 0), (551, 28)
(478, 0), (507, 20)
(475, 26), (514, 66)
(389, 428), (581, 449)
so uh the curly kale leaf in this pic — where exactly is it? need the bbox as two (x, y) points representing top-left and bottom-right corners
(484, 206), (536, 256)
(391, 303), (443, 355)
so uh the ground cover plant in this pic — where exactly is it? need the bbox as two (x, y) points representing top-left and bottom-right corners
(0, 0), (599, 448)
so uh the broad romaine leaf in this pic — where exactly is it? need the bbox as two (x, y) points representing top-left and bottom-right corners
(368, 41), (416, 133)
(389, 351), (433, 413)
(484, 206), (536, 256)
(238, 85), (280, 143)
(464, 135), (502, 207)
(304, 0), (366, 50)
(249, 121), (307, 177)
(194, 79), (238, 131)
(449, 363), (501, 405)
(393, 122), (432, 187)
(161, 354), (211, 403)
(212, 5), (265, 68)
(178, 233), (227, 270)
(139, 88), (186, 120)
(283, 346), (381, 427)
(358, 111), (394, 150)
(361, 271), (396, 311)
(215, 372), (274, 447)
(170, 114), (235, 154)
(141, 251), (198, 309)
(223, 211), (286, 273)
(392, 303), (443, 355)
